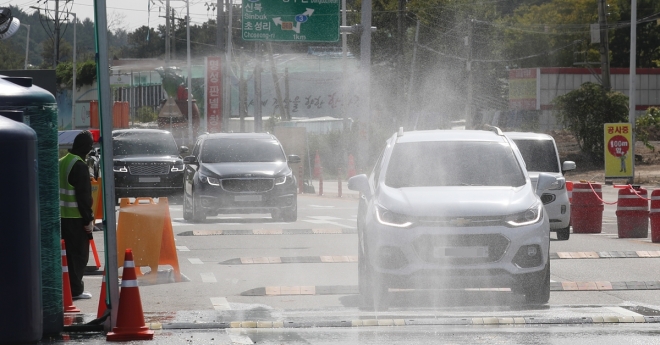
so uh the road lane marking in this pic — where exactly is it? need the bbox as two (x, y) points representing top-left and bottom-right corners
(303, 219), (356, 228)
(178, 228), (357, 236)
(211, 297), (231, 310)
(176, 246), (190, 251)
(606, 306), (645, 317)
(201, 272), (217, 283)
(226, 330), (253, 344)
(188, 258), (203, 264)
(241, 281), (660, 296)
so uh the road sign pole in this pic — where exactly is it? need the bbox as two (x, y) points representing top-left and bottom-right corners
(358, 0), (372, 173)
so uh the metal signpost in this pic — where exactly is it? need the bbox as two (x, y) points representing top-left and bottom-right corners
(241, 0), (340, 42)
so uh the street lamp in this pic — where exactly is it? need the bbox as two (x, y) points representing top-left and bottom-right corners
(21, 23), (29, 70)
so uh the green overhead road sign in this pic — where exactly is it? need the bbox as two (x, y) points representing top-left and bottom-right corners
(242, 0), (340, 42)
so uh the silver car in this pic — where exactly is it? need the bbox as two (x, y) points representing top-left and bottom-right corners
(348, 127), (557, 310)
(505, 132), (576, 240)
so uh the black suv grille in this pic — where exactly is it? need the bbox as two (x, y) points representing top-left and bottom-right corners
(222, 178), (274, 193)
(413, 234), (510, 265)
(129, 165), (170, 175)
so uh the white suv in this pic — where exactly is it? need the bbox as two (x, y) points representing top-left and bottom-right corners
(505, 132), (576, 240)
(348, 127), (557, 310)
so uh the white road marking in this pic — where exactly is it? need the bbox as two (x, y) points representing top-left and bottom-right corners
(606, 306), (644, 317)
(211, 297), (231, 310)
(188, 258), (203, 264)
(309, 205), (335, 208)
(303, 219), (356, 229)
(226, 330), (253, 344)
(307, 216), (342, 220)
(176, 246), (190, 251)
(201, 272), (217, 283)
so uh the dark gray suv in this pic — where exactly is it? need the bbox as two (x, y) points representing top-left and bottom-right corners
(182, 133), (300, 223)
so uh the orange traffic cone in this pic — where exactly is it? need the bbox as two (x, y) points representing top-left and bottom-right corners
(61, 240), (80, 313)
(106, 249), (154, 341)
(346, 154), (356, 179)
(313, 151), (321, 179)
(97, 270), (107, 318)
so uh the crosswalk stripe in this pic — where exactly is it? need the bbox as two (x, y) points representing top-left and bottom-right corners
(176, 246), (190, 251)
(201, 272), (217, 283)
(188, 258), (204, 264)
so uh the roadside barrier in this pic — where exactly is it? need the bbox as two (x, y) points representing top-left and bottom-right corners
(298, 166), (303, 194)
(116, 197), (182, 283)
(61, 240), (80, 313)
(90, 177), (103, 220)
(313, 151), (321, 179)
(616, 186), (649, 238)
(89, 238), (101, 270)
(338, 167), (343, 198)
(566, 181), (573, 203)
(651, 190), (660, 243)
(570, 182), (604, 233)
(318, 167), (324, 196)
(106, 249), (154, 341)
(347, 154), (356, 179)
(97, 270), (107, 318)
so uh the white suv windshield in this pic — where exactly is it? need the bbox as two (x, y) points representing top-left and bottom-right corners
(200, 138), (286, 163)
(385, 141), (526, 187)
(511, 139), (561, 173)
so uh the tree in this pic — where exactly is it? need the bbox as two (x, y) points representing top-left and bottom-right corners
(554, 82), (628, 162)
(122, 26), (165, 58)
(609, 0), (660, 68)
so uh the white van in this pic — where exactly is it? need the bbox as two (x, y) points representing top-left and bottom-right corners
(505, 132), (576, 240)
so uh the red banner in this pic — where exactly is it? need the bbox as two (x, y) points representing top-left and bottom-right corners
(206, 56), (222, 133)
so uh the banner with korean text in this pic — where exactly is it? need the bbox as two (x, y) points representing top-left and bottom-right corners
(604, 123), (633, 179)
(205, 56), (223, 133)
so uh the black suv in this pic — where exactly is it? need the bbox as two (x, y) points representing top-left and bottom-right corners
(182, 133), (301, 222)
(112, 129), (188, 201)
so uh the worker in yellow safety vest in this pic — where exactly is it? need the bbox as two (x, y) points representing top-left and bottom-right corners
(59, 130), (95, 300)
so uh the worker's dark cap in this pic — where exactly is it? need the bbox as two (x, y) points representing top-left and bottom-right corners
(72, 130), (94, 151)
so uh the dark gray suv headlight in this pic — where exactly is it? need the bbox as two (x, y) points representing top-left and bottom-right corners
(505, 202), (543, 227)
(375, 204), (413, 228)
(275, 173), (293, 185)
(199, 173), (220, 186)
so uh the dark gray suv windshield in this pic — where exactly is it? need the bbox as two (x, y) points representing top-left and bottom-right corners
(200, 138), (286, 163)
(385, 141), (526, 187)
(113, 132), (179, 156)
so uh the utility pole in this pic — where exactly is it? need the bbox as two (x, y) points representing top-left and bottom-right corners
(358, 0), (372, 173)
(254, 57), (263, 132)
(397, 0), (405, 120)
(268, 43), (285, 121)
(407, 20), (420, 128)
(54, 0), (59, 68)
(465, 19), (474, 128)
(598, 0), (611, 90)
(629, 0), (637, 183)
(216, 0), (225, 50)
(171, 8), (176, 60)
(165, 0), (170, 63)
(239, 53), (246, 132)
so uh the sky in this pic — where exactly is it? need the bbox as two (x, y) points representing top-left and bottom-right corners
(7, 0), (224, 32)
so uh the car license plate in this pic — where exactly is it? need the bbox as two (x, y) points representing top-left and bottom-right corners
(235, 195), (262, 202)
(434, 246), (489, 258)
(138, 177), (160, 183)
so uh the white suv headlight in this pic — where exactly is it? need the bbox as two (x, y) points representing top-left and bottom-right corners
(171, 163), (184, 172)
(113, 165), (127, 173)
(375, 204), (413, 228)
(505, 202), (543, 227)
(199, 173), (220, 186)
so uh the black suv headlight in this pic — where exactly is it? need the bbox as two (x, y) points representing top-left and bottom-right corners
(505, 202), (543, 227)
(113, 165), (127, 173)
(171, 163), (184, 172)
(375, 204), (413, 228)
(199, 173), (220, 186)
(275, 173), (293, 185)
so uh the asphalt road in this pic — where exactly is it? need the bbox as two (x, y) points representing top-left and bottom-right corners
(51, 181), (660, 344)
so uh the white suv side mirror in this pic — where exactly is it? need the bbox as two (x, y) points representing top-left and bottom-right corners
(562, 161), (576, 172)
(348, 174), (372, 199)
(536, 173), (558, 197)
